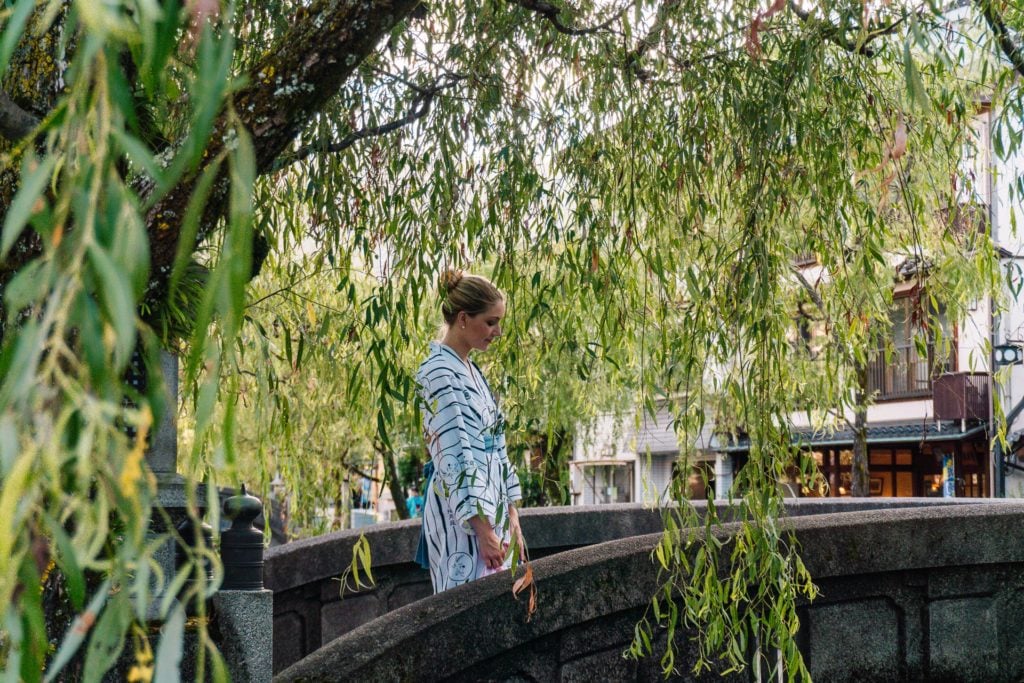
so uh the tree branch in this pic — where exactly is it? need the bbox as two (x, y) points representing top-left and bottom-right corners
(272, 74), (466, 172)
(789, 1), (909, 57)
(976, 0), (1024, 79)
(791, 265), (826, 314)
(0, 0), (423, 297)
(137, 0), (421, 303)
(0, 90), (40, 143)
(625, 0), (679, 76)
(505, 0), (624, 36)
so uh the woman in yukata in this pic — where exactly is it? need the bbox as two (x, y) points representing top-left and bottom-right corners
(414, 270), (524, 593)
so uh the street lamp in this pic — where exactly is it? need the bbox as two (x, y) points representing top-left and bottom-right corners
(994, 344), (1023, 366)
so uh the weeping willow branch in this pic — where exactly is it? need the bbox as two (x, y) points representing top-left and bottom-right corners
(788, 1), (911, 57)
(976, 0), (1024, 79)
(273, 74), (466, 171)
(505, 0), (626, 36)
(625, 0), (679, 76)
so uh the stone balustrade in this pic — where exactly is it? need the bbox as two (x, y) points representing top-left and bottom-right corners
(265, 498), (990, 674)
(274, 501), (1024, 682)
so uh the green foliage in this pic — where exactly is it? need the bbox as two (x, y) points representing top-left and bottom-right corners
(0, 0), (1020, 679)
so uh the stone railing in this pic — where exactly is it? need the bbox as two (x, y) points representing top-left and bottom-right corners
(274, 501), (1024, 682)
(265, 498), (990, 674)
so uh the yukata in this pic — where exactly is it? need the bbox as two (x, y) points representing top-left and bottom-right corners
(416, 341), (522, 593)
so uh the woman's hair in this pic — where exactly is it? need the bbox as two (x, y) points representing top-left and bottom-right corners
(439, 270), (503, 325)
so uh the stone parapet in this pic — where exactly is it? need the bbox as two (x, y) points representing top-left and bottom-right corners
(265, 498), (992, 674)
(273, 501), (1024, 682)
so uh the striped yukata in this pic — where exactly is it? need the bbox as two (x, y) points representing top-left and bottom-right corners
(416, 341), (522, 593)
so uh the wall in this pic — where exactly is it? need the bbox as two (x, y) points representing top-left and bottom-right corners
(265, 499), (994, 675)
(275, 501), (1024, 683)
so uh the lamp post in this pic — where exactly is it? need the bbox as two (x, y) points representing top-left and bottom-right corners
(993, 343), (1023, 498)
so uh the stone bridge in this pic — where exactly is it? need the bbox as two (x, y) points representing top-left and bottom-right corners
(267, 500), (1024, 682)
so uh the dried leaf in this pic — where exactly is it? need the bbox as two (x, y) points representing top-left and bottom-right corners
(745, 17), (764, 59)
(891, 115), (907, 160)
(511, 562), (538, 622)
(745, 0), (785, 59)
(511, 561), (532, 597)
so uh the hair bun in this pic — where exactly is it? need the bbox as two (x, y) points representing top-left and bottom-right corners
(439, 268), (464, 294)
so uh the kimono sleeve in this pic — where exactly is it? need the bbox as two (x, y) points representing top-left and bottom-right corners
(495, 428), (522, 504)
(418, 368), (494, 530)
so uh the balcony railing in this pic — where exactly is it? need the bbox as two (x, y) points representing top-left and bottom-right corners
(941, 202), (989, 238)
(867, 345), (945, 400)
(933, 372), (990, 421)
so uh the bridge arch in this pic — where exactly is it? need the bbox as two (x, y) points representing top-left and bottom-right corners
(272, 501), (1024, 681)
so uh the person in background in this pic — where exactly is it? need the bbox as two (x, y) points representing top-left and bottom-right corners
(405, 488), (424, 518)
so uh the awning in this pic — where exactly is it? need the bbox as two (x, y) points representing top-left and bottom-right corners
(717, 422), (988, 453)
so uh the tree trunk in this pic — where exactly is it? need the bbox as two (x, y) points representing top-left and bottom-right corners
(0, 0), (420, 301)
(541, 430), (571, 505)
(382, 449), (410, 520)
(851, 362), (871, 497)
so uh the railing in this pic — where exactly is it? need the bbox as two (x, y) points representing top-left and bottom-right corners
(867, 345), (942, 399)
(933, 372), (990, 421)
(941, 201), (989, 238)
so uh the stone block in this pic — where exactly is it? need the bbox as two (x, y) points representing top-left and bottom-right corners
(213, 589), (273, 683)
(388, 580), (433, 611)
(928, 597), (999, 682)
(929, 567), (996, 598)
(273, 611), (307, 674)
(806, 597), (903, 682)
(320, 593), (381, 643)
(560, 647), (638, 682)
(559, 611), (638, 662)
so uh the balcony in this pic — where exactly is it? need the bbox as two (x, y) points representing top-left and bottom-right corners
(867, 345), (946, 400)
(941, 202), (989, 239)
(933, 372), (990, 421)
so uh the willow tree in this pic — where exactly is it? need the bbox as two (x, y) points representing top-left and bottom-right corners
(0, 0), (1021, 679)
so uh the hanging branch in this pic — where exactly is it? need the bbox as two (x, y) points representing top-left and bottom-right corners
(272, 73), (467, 172)
(788, 1), (910, 57)
(976, 0), (1024, 79)
(505, 0), (625, 36)
(624, 0), (679, 76)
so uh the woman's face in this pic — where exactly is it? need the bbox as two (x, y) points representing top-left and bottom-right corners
(460, 300), (505, 352)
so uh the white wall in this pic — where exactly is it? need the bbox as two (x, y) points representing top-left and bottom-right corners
(573, 406), (718, 504)
(992, 113), (1024, 252)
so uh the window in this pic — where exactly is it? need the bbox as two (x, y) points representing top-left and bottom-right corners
(670, 460), (715, 500)
(580, 464), (633, 504)
(866, 295), (953, 399)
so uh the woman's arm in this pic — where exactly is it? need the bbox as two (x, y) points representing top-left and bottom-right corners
(468, 515), (505, 569)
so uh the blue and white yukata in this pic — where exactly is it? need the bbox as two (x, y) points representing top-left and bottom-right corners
(416, 341), (522, 593)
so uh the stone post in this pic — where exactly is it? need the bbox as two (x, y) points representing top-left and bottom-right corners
(146, 351), (197, 619)
(214, 487), (273, 682)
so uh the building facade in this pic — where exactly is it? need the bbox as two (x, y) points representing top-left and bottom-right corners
(572, 79), (1024, 503)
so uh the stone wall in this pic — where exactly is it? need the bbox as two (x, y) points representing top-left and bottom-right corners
(265, 498), (986, 674)
(273, 501), (1024, 682)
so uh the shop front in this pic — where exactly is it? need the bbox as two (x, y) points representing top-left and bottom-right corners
(724, 423), (990, 498)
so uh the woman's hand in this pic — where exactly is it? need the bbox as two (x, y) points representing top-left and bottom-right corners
(469, 516), (506, 570)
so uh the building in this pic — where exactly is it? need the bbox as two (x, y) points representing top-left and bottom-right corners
(570, 404), (730, 504)
(571, 17), (1024, 501)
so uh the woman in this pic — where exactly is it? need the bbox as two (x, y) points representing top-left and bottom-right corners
(415, 270), (524, 593)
